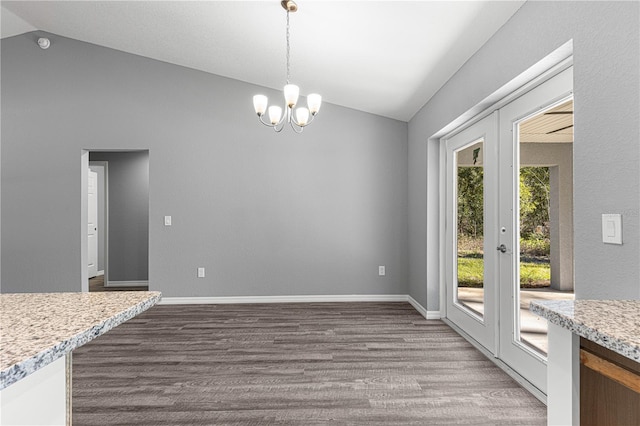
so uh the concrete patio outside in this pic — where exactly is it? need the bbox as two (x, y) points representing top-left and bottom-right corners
(457, 287), (574, 354)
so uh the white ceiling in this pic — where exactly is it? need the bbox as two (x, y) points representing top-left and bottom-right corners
(0, 1), (525, 122)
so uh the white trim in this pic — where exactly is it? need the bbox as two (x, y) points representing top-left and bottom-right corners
(159, 294), (442, 319)
(436, 43), (573, 141)
(426, 310), (442, 320)
(80, 151), (89, 292)
(105, 280), (148, 288)
(89, 160), (109, 288)
(407, 295), (427, 318)
(439, 140), (447, 320)
(160, 294), (407, 305)
(97, 270), (104, 277)
(407, 295), (441, 319)
(443, 317), (547, 405)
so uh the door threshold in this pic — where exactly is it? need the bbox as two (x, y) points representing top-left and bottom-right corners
(442, 317), (547, 405)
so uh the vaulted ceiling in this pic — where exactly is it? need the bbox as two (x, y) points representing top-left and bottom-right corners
(1, 1), (525, 122)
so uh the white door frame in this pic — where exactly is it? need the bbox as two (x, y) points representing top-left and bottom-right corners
(87, 168), (98, 278)
(438, 56), (574, 398)
(82, 150), (149, 292)
(89, 161), (109, 285)
(81, 151), (89, 292)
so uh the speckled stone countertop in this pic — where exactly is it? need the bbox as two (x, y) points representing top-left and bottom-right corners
(531, 300), (640, 362)
(0, 291), (161, 390)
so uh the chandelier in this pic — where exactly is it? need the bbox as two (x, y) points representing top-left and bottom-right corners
(252, 0), (322, 133)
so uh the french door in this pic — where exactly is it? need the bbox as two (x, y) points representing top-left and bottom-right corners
(444, 67), (573, 394)
(445, 113), (499, 354)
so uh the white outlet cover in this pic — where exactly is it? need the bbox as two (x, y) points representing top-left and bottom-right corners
(378, 266), (386, 276)
(602, 214), (622, 245)
(164, 216), (172, 226)
(197, 267), (205, 278)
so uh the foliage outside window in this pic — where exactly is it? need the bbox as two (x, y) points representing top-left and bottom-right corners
(456, 166), (551, 288)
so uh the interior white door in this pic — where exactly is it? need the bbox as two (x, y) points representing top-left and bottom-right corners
(497, 67), (573, 394)
(88, 169), (98, 279)
(444, 112), (499, 353)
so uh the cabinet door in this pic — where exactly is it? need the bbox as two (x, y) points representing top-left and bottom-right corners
(580, 338), (640, 425)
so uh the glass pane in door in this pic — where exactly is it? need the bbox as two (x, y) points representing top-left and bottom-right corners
(455, 140), (485, 317)
(516, 99), (575, 355)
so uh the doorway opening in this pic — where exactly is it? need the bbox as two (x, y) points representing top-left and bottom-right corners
(84, 150), (150, 292)
(457, 100), (576, 354)
(443, 65), (574, 395)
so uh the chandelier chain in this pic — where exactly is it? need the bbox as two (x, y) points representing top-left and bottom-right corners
(286, 10), (290, 84)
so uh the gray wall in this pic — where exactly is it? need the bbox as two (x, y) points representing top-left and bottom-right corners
(90, 152), (149, 281)
(1, 32), (408, 296)
(408, 1), (640, 310)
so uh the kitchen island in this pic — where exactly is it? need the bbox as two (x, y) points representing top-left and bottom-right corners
(0, 291), (161, 425)
(531, 300), (640, 426)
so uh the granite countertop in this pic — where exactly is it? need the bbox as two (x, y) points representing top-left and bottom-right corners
(531, 299), (640, 362)
(0, 291), (161, 390)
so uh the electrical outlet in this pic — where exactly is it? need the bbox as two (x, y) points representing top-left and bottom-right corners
(197, 267), (205, 278)
(164, 216), (172, 226)
(378, 266), (386, 276)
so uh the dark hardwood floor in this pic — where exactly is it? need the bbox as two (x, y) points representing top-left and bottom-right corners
(89, 275), (148, 292)
(72, 302), (546, 425)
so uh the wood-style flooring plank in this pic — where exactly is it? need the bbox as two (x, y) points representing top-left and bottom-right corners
(73, 302), (545, 425)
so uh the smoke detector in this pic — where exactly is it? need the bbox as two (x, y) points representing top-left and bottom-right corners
(37, 38), (50, 49)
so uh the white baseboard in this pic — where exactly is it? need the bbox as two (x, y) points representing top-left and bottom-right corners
(407, 295), (441, 319)
(407, 295), (427, 317)
(160, 294), (408, 305)
(105, 280), (148, 288)
(97, 270), (105, 277)
(159, 293), (442, 320)
(426, 310), (442, 320)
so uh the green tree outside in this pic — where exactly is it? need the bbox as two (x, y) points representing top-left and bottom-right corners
(456, 166), (551, 287)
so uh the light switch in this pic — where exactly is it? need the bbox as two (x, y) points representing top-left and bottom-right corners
(197, 267), (205, 278)
(606, 220), (615, 237)
(602, 214), (622, 244)
(164, 216), (172, 226)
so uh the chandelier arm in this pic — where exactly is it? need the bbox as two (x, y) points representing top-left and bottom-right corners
(290, 119), (306, 129)
(290, 121), (305, 133)
(289, 107), (304, 132)
(303, 112), (317, 126)
(258, 115), (276, 127)
(308, 114), (316, 124)
(289, 107), (316, 128)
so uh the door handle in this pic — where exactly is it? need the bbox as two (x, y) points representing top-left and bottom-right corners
(497, 244), (507, 253)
